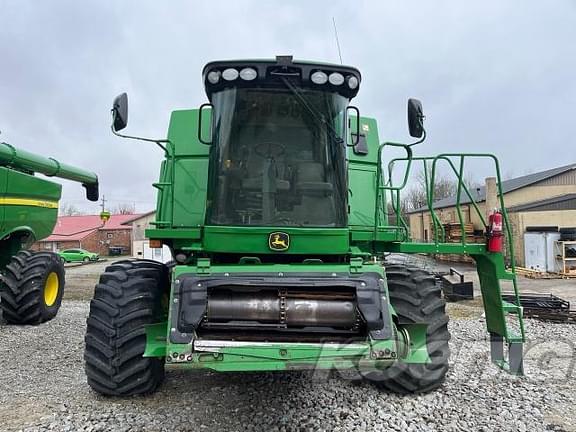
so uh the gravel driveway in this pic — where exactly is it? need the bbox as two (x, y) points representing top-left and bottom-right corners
(1, 300), (575, 432)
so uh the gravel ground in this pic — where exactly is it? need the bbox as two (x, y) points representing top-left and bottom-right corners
(1, 299), (575, 432)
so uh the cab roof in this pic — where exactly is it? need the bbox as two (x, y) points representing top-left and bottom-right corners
(202, 55), (361, 100)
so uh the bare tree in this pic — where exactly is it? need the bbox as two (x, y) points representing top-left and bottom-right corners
(401, 164), (457, 212)
(112, 202), (136, 215)
(386, 163), (483, 228)
(59, 203), (84, 216)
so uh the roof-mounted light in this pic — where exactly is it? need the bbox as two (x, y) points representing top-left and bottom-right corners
(207, 70), (221, 84)
(239, 68), (257, 81)
(328, 72), (345, 86)
(311, 71), (328, 85)
(347, 76), (359, 90)
(222, 68), (239, 81)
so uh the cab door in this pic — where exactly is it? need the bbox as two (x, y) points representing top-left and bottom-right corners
(159, 109), (210, 228)
(348, 116), (381, 230)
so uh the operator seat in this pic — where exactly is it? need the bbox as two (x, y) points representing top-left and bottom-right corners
(293, 161), (335, 225)
(241, 150), (290, 192)
(295, 162), (333, 195)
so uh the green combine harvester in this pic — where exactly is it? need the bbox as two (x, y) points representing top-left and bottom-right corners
(0, 142), (98, 324)
(84, 56), (525, 396)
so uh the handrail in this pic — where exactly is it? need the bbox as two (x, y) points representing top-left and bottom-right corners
(378, 152), (514, 261)
(383, 155), (486, 244)
(428, 153), (523, 341)
(375, 149), (524, 343)
(373, 141), (414, 241)
(375, 148), (516, 264)
(428, 153), (514, 265)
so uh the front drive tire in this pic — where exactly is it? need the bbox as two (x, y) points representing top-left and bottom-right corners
(367, 264), (450, 394)
(0, 251), (65, 325)
(84, 260), (169, 396)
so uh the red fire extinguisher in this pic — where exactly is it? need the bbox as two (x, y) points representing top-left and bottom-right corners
(487, 209), (503, 253)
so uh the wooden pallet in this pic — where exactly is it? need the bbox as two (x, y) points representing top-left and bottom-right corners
(513, 266), (572, 279)
(431, 223), (480, 264)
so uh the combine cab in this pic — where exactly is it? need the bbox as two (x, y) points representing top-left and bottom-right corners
(84, 56), (524, 396)
(0, 143), (98, 324)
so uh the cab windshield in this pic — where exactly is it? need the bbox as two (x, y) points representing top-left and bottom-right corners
(206, 87), (348, 227)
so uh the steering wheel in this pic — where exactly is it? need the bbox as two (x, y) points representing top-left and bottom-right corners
(254, 141), (286, 159)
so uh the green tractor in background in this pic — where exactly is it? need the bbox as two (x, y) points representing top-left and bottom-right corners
(0, 143), (99, 324)
(85, 56), (525, 396)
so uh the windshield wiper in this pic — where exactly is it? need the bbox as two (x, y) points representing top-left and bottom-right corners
(279, 77), (344, 145)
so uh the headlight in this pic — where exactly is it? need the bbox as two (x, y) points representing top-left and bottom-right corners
(347, 76), (359, 89)
(239, 68), (257, 81)
(222, 68), (239, 81)
(207, 70), (221, 84)
(311, 71), (328, 85)
(328, 72), (344, 85)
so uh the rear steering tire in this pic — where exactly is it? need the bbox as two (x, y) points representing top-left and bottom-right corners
(0, 251), (65, 325)
(84, 260), (169, 396)
(367, 264), (450, 394)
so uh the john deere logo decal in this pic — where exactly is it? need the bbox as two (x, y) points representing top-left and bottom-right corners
(269, 232), (290, 251)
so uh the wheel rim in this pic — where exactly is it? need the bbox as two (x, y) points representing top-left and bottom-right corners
(44, 272), (60, 307)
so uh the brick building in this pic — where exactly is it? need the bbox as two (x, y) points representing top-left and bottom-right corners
(33, 214), (140, 256)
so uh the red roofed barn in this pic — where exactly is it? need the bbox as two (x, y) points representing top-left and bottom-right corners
(33, 214), (140, 256)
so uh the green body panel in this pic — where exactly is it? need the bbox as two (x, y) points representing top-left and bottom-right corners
(172, 158), (209, 227)
(143, 262), (432, 371)
(0, 168), (6, 236)
(169, 110), (209, 228)
(173, 341), (399, 372)
(0, 142), (99, 266)
(152, 109), (209, 232)
(203, 226), (349, 254)
(0, 166), (61, 242)
(348, 117), (382, 230)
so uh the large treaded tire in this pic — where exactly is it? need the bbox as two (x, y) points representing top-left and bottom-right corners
(0, 251), (65, 325)
(84, 260), (169, 396)
(371, 264), (450, 394)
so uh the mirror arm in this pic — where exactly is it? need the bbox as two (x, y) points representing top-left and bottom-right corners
(408, 127), (426, 147)
(384, 141), (413, 159)
(111, 125), (172, 156)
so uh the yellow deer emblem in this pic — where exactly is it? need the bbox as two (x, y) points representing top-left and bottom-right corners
(269, 232), (289, 251)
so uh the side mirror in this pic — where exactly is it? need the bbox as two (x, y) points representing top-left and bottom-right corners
(407, 98), (425, 138)
(112, 93), (128, 132)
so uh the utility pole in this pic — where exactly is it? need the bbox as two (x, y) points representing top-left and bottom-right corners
(100, 195), (107, 213)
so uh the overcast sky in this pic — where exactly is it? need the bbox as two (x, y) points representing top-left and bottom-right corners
(1, 1), (574, 213)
